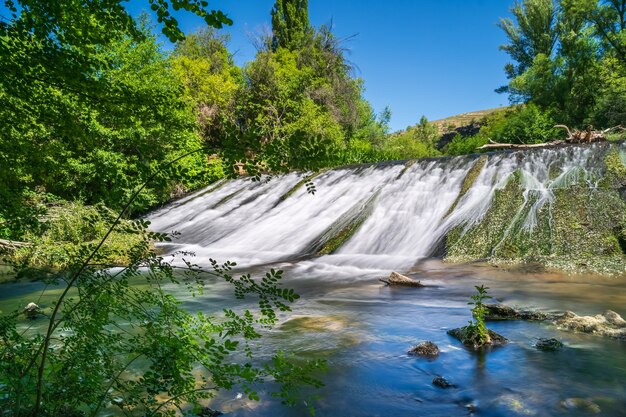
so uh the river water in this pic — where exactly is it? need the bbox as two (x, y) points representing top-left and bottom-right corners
(2, 144), (626, 416)
(3, 259), (625, 416)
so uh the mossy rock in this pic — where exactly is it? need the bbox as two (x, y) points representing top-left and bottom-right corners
(310, 190), (379, 255)
(444, 155), (487, 218)
(600, 149), (626, 189)
(274, 171), (325, 207)
(445, 171), (525, 261)
(444, 157), (626, 274)
(447, 326), (508, 350)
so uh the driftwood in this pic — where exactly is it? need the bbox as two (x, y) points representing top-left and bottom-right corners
(476, 125), (625, 150)
(379, 271), (425, 287)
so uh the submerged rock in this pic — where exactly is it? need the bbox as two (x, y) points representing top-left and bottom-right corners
(380, 271), (424, 287)
(447, 327), (508, 350)
(432, 376), (454, 388)
(534, 338), (563, 351)
(554, 310), (626, 340)
(197, 407), (223, 417)
(495, 394), (538, 416)
(408, 341), (439, 358)
(484, 303), (550, 321)
(23, 302), (41, 319)
(561, 397), (601, 413)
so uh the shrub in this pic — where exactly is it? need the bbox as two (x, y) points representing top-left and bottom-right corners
(479, 104), (561, 144)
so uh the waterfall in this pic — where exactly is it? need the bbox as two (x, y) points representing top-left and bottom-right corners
(148, 142), (626, 274)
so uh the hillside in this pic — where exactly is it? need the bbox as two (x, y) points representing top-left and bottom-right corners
(430, 107), (509, 133)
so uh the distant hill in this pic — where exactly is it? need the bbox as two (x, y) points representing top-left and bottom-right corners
(429, 107), (509, 134)
(387, 106), (511, 151)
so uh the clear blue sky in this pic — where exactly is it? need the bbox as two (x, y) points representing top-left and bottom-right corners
(135, 1), (515, 131)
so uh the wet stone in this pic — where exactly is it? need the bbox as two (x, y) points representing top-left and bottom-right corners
(198, 407), (223, 417)
(23, 302), (41, 319)
(380, 271), (425, 287)
(432, 376), (454, 388)
(408, 341), (439, 358)
(447, 327), (508, 350)
(484, 303), (550, 321)
(561, 398), (601, 413)
(534, 338), (563, 351)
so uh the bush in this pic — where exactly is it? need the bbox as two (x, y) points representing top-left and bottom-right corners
(443, 133), (489, 156)
(479, 104), (561, 144)
(7, 201), (144, 270)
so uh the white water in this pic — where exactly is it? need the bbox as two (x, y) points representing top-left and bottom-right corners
(148, 143), (622, 273)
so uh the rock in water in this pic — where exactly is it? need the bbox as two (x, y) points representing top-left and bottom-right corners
(447, 327), (508, 350)
(432, 376), (454, 388)
(198, 407), (223, 417)
(408, 341), (439, 358)
(24, 302), (40, 319)
(554, 310), (626, 340)
(561, 398), (601, 413)
(534, 338), (563, 351)
(484, 303), (549, 321)
(380, 271), (424, 287)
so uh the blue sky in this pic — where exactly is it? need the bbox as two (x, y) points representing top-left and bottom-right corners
(134, 1), (515, 131)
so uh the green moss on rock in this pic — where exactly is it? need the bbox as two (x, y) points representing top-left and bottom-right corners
(444, 162), (626, 274)
(444, 155), (488, 219)
(308, 191), (379, 256)
(317, 216), (367, 255)
(601, 149), (626, 189)
(274, 171), (326, 207)
(211, 187), (245, 209)
(445, 171), (525, 261)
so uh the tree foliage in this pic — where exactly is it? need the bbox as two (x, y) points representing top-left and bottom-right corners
(499, 0), (626, 128)
(271, 0), (311, 50)
(498, 0), (559, 81)
(0, 217), (325, 416)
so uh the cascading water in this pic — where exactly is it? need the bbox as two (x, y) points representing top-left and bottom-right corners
(148, 142), (626, 274)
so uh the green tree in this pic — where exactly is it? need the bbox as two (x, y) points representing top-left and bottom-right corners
(498, 0), (559, 83)
(171, 28), (244, 147)
(562, 0), (626, 62)
(271, 0), (311, 50)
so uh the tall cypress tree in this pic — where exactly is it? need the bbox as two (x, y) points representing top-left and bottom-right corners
(271, 0), (310, 50)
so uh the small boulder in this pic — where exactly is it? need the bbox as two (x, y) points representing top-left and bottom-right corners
(198, 407), (223, 417)
(554, 310), (626, 340)
(447, 327), (508, 350)
(24, 302), (41, 319)
(534, 338), (563, 351)
(432, 376), (454, 388)
(561, 398), (601, 413)
(484, 304), (549, 321)
(408, 341), (439, 358)
(380, 271), (424, 287)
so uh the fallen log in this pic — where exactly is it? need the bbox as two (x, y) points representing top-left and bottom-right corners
(476, 125), (625, 151)
(476, 139), (566, 150)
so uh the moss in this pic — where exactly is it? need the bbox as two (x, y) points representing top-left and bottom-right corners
(445, 171), (525, 261)
(445, 164), (626, 274)
(600, 149), (626, 189)
(317, 216), (367, 255)
(444, 155), (487, 218)
(309, 191), (379, 255)
(211, 187), (245, 209)
(274, 170), (326, 207)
